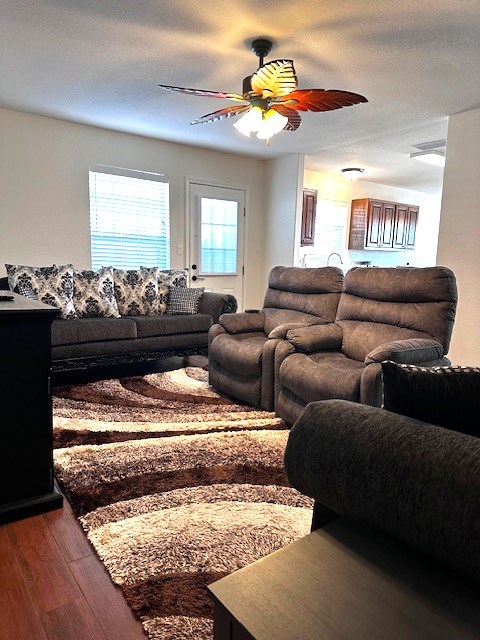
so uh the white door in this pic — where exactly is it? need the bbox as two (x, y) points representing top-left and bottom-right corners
(188, 182), (245, 309)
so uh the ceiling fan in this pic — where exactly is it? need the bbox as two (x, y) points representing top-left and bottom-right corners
(158, 38), (368, 141)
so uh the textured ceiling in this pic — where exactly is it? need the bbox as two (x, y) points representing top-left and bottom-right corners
(1, 0), (479, 194)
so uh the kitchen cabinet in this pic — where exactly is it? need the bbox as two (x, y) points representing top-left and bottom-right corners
(301, 189), (317, 246)
(348, 198), (419, 250)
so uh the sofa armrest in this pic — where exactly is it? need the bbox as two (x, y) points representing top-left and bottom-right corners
(268, 322), (317, 340)
(198, 292), (237, 324)
(286, 323), (343, 353)
(219, 311), (266, 334)
(364, 338), (444, 365)
(208, 323), (226, 353)
(284, 399), (480, 582)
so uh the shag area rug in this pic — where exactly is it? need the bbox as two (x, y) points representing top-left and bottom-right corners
(53, 367), (313, 640)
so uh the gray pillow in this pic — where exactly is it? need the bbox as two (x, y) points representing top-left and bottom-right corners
(167, 287), (204, 315)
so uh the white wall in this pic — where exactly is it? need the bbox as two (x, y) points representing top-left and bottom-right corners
(436, 108), (480, 365)
(303, 169), (442, 268)
(0, 108), (267, 309)
(264, 154), (305, 274)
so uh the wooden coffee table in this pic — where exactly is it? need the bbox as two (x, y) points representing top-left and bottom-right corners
(208, 518), (480, 640)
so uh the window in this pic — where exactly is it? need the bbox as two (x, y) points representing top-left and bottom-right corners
(89, 165), (170, 270)
(302, 199), (348, 267)
(199, 197), (238, 274)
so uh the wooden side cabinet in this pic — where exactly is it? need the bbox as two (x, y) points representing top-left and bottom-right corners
(0, 293), (63, 524)
(349, 198), (419, 250)
(301, 189), (317, 246)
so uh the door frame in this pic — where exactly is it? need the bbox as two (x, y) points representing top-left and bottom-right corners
(185, 177), (248, 309)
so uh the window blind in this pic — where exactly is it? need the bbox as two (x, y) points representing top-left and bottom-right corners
(89, 165), (170, 270)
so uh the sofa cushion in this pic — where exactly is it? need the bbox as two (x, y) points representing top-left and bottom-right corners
(210, 332), (267, 377)
(52, 317), (137, 346)
(279, 352), (364, 403)
(382, 361), (480, 437)
(133, 313), (212, 338)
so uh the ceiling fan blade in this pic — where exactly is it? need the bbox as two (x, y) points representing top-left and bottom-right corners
(158, 84), (247, 102)
(250, 60), (298, 98)
(278, 89), (368, 112)
(191, 104), (251, 125)
(271, 105), (302, 131)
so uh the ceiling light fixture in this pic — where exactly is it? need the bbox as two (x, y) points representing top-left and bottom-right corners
(409, 150), (446, 167)
(341, 167), (364, 181)
(158, 39), (367, 143)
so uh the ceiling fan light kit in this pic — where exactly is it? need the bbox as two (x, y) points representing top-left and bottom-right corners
(158, 38), (368, 143)
(341, 167), (364, 181)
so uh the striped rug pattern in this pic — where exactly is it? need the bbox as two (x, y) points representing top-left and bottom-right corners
(53, 368), (313, 640)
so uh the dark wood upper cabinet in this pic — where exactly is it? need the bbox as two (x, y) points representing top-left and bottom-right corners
(349, 198), (419, 250)
(301, 189), (317, 246)
(405, 206), (419, 249)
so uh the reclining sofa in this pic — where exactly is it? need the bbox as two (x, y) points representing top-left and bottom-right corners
(209, 266), (457, 422)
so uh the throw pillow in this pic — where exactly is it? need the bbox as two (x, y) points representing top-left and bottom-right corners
(6, 263), (76, 318)
(6, 263), (57, 292)
(73, 267), (120, 318)
(382, 361), (480, 437)
(113, 267), (160, 316)
(17, 284), (38, 299)
(167, 287), (204, 315)
(156, 269), (189, 315)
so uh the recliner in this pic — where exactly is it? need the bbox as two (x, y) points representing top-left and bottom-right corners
(209, 266), (344, 410)
(274, 266), (457, 424)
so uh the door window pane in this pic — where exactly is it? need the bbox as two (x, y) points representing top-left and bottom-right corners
(200, 198), (238, 274)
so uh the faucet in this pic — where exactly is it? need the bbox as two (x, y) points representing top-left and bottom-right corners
(327, 252), (343, 266)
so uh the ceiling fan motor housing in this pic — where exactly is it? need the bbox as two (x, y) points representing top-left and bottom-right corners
(251, 38), (273, 61)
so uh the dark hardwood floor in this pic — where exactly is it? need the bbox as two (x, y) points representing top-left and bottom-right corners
(0, 355), (208, 640)
(0, 497), (146, 640)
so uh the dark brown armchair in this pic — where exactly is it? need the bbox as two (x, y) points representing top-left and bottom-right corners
(209, 266), (344, 410)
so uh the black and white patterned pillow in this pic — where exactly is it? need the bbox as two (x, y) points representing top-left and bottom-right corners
(382, 361), (480, 437)
(139, 268), (188, 314)
(6, 263), (57, 293)
(160, 269), (188, 288)
(73, 267), (120, 318)
(158, 270), (188, 314)
(113, 267), (160, 316)
(17, 284), (37, 299)
(167, 287), (204, 315)
(6, 263), (76, 318)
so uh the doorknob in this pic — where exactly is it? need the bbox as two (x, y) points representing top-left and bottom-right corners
(192, 276), (205, 281)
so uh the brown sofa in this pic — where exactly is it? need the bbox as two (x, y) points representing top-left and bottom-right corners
(209, 266), (344, 410)
(275, 266), (457, 423)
